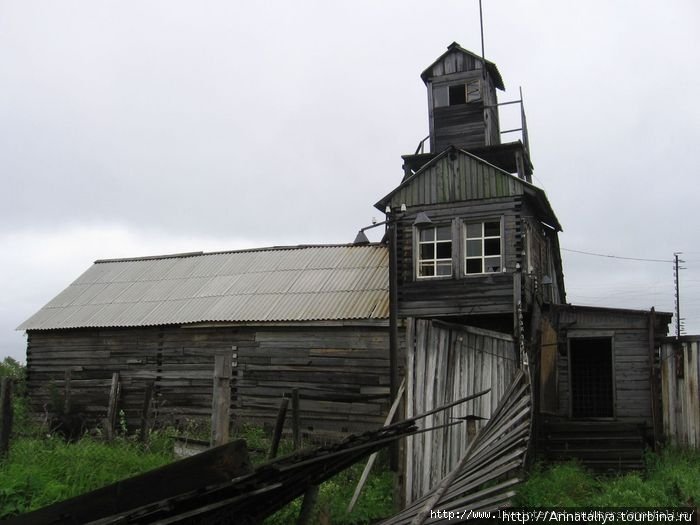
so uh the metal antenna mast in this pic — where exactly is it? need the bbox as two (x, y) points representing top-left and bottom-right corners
(478, 0), (486, 80)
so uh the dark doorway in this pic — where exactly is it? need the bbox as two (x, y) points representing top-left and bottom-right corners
(569, 337), (614, 418)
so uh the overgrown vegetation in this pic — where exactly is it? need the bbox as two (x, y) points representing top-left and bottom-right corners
(516, 448), (700, 508)
(5, 357), (697, 522)
(232, 423), (394, 524)
(0, 357), (31, 436)
(0, 435), (174, 518)
(0, 359), (392, 522)
(264, 461), (393, 525)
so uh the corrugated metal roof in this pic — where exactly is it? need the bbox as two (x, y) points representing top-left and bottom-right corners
(18, 244), (389, 331)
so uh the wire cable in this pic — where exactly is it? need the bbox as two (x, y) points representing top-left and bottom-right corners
(562, 247), (673, 263)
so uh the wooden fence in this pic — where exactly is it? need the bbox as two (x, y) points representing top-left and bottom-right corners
(404, 319), (518, 503)
(383, 369), (532, 524)
(660, 337), (700, 447)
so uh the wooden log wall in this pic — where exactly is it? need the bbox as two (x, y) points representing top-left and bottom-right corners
(396, 198), (525, 318)
(404, 318), (517, 503)
(549, 307), (665, 431)
(27, 327), (160, 428)
(660, 338), (700, 448)
(26, 323), (391, 436)
(236, 326), (390, 435)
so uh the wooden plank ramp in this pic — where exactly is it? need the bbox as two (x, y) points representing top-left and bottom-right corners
(380, 369), (532, 524)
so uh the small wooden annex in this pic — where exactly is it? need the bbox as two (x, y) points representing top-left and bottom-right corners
(18, 244), (392, 435)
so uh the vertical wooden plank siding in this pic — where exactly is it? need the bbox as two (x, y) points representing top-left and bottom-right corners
(660, 339), (700, 447)
(405, 319), (516, 502)
(404, 318), (415, 504)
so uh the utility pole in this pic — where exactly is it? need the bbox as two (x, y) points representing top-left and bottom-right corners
(673, 252), (685, 338)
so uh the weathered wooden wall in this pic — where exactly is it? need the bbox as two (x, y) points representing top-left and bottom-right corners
(396, 198), (522, 319)
(235, 326), (391, 435)
(660, 338), (700, 448)
(424, 47), (501, 152)
(26, 323), (390, 436)
(404, 318), (517, 503)
(547, 306), (664, 430)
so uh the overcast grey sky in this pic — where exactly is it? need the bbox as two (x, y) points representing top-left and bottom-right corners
(2, 0), (699, 362)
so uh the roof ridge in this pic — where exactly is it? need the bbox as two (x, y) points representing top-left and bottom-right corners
(95, 242), (386, 264)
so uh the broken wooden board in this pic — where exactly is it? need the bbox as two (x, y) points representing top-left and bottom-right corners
(4, 439), (253, 525)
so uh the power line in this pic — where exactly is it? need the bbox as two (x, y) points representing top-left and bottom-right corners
(561, 247), (673, 263)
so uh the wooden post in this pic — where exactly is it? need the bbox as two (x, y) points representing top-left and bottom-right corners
(388, 213), (399, 471)
(296, 484), (319, 525)
(291, 388), (300, 450)
(268, 397), (289, 459)
(105, 372), (120, 441)
(139, 381), (154, 443)
(211, 354), (232, 447)
(0, 378), (12, 458)
(64, 368), (72, 414)
(467, 418), (477, 443)
(648, 308), (660, 447)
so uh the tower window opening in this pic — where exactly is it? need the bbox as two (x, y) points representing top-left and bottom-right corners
(448, 80), (481, 106)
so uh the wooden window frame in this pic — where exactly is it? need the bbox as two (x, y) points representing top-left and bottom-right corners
(415, 224), (453, 279)
(464, 218), (504, 275)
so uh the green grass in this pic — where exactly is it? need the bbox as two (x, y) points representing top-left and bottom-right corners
(230, 423), (395, 524)
(0, 420), (394, 523)
(264, 461), (394, 525)
(0, 435), (173, 518)
(515, 448), (700, 508)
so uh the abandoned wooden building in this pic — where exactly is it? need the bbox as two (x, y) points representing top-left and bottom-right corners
(18, 244), (392, 436)
(19, 42), (674, 500)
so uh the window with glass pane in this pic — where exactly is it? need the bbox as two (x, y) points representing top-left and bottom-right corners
(465, 220), (502, 274)
(417, 225), (452, 278)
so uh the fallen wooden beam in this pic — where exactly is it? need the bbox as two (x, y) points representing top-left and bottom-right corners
(3, 439), (253, 525)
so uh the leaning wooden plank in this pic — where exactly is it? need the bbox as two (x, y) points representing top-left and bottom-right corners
(433, 478), (521, 519)
(348, 378), (406, 512)
(3, 440), (253, 525)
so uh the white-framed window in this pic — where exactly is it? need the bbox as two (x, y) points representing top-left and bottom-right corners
(465, 220), (502, 274)
(417, 225), (452, 278)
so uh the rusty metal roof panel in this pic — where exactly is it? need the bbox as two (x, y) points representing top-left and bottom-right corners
(19, 244), (389, 330)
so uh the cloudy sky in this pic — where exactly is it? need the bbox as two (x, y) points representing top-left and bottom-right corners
(2, 1), (699, 362)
